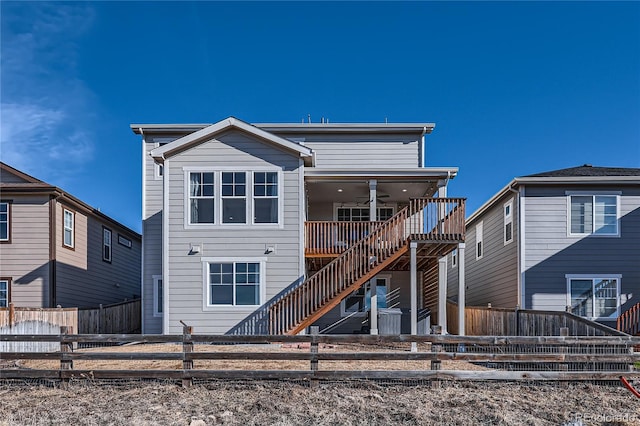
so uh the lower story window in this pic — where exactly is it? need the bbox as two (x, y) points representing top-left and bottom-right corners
(208, 262), (260, 306)
(567, 275), (620, 319)
(342, 277), (388, 316)
(153, 275), (163, 316)
(0, 279), (9, 307)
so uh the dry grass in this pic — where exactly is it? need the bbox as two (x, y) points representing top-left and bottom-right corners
(0, 381), (638, 425)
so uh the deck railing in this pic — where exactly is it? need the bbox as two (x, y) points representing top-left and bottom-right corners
(618, 302), (640, 336)
(271, 198), (465, 335)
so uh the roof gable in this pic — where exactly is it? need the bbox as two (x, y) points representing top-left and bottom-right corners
(149, 117), (314, 166)
(0, 162), (44, 184)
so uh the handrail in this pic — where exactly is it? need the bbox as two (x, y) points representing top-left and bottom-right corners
(269, 198), (465, 335)
(305, 221), (384, 256)
(618, 302), (640, 335)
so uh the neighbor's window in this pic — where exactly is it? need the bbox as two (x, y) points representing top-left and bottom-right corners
(208, 262), (260, 306)
(222, 172), (246, 224)
(189, 172), (215, 224)
(570, 195), (618, 236)
(0, 201), (10, 242)
(253, 172), (278, 224)
(103, 227), (112, 262)
(504, 199), (513, 244)
(568, 276), (620, 319)
(475, 221), (483, 259)
(153, 275), (163, 316)
(63, 209), (75, 248)
(451, 248), (457, 267)
(0, 279), (9, 307)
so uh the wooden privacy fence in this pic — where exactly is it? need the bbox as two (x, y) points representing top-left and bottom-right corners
(447, 302), (627, 336)
(78, 299), (141, 334)
(1, 327), (639, 386)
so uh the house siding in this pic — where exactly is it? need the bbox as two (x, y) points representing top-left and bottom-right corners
(55, 202), (141, 308)
(164, 130), (303, 334)
(0, 168), (30, 183)
(523, 185), (640, 325)
(0, 195), (50, 307)
(462, 193), (519, 309)
(142, 134), (178, 333)
(281, 133), (421, 169)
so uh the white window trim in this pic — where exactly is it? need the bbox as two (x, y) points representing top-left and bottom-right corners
(221, 171), (248, 225)
(0, 279), (8, 308)
(565, 274), (621, 321)
(201, 257), (267, 312)
(103, 227), (112, 262)
(451, 248), (457, 268)
(0, 201), (9, 242)
(183, 167), (283, 230)
(63, 209), (74, 248)
(475, 221), (483, 260)
(566, 191), (621, 238)
(340, 274), (391, 317)
(332, 203), (397, 221)
(504, 198), (513, 245)
(152, 275), (163, 317)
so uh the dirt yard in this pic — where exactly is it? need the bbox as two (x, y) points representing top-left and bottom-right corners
(0, 381), (638, 425)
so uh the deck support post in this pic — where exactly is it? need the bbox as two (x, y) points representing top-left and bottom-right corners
(438, 257), (448, 334)
(369, 179), (377, 221)
(410, 242), (418, 352)
(457, 243), (466, 336)
(370, 280), (378, 335)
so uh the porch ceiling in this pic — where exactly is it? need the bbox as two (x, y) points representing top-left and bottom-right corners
(305, 180), (439, 204)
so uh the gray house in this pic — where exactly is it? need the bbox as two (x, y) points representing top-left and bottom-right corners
(0, 162), (141, 309)
(132, 117), (467, 335)
(448, 165), (640, 329)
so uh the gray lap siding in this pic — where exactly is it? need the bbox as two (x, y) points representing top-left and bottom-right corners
(523, 185), (640, 322)
(164, 131), (303, 334)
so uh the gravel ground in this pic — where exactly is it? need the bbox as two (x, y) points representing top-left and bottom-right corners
(0, 381), (638, 426)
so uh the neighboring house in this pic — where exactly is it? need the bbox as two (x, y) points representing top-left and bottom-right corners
(0, 162), (141, 309)
(448, 165), (640, 329)
(132, 117), (466, 335)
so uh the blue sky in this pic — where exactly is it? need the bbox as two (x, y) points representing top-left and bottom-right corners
(1, 1), (639, 233)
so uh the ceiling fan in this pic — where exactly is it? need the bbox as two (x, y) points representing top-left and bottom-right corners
(356, 194), (390, 204)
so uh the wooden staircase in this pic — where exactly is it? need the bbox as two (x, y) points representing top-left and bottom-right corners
(618, 302), (640, 335)
(269, 197), (465, 335)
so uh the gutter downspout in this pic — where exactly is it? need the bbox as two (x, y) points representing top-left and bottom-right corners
(420, 127), (427, 168)
(139, 128), (146, 333)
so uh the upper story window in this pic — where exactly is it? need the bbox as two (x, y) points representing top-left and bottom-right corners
(189, 172), (215, 224)
(253, 172), (278, 224)
(504, 199), (513, 245)
(336, 206), (395, 222)
(567, 275), (620, 319)
(475, 221), (483, 260)
(0, 201), (10, 243)
(222, 172), (247, 224)
(103, 227), (112, 263)
(569, 194), (619, 236)
(63, 209), (75, 249)
(185, 169), (281, 228)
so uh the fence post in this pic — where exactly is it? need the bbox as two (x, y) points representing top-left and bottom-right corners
(310, 326), (319, 387)
(430, 325), (442, 388)
(60, 326), (73, 388)
(182, 325), (194, 387)
(8, 302), (15, 326)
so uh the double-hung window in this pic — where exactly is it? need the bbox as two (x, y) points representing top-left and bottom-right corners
(207, 261), (261, 306)
(0, 279), (9, 307)
(153, 275), (163, 316)
(504, 199), (513, 244)
(569, 194), (618, 236)
(567, 275), (620, 319)
(253, 172), (278, 223)
(63, 209), (74, 248)
(103, 227), (112, 262)
(222, 172), (246, 224)
(189, 172), (215, 224)
(475, 221), (483, 259)
(0, 201), (10, 242)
